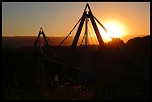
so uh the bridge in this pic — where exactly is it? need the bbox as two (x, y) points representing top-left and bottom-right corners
(30, 3), (149, 86)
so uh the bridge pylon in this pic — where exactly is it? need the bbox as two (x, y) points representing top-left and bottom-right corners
(61, 3), (108, 82)
(32, 27), (54, 56)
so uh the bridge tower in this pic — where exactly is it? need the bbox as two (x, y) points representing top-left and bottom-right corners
(33, 27), (49, 50)
(62, 3), (108, 81)
(33, 27), (54, 56)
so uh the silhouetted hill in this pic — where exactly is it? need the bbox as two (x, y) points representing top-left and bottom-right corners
(2, 35), (149, 48)
(2, 36), (83, 48)
(126, 35), (150, 46)
(2, 36), (65, 48)
(119, 34), (147, 43)
(125, 35), (150, 67)
(125, 35), (150, 52)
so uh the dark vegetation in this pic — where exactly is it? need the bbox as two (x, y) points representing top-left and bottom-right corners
(2, 35), (150, 100)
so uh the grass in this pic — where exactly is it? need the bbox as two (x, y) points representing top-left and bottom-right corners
(2, 73), (150, 100)
(2, 82), (94, 100)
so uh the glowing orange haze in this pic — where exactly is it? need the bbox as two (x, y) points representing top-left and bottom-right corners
(2, 2), (150, 43)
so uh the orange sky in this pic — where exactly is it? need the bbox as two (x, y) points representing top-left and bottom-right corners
(2, 2), (150, 42)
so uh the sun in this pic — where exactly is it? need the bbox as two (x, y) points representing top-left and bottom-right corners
(106, 24), (122, 38)
(98, 21), (123, 42)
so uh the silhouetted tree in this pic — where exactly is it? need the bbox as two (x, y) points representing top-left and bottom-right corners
(106, 38), (124, 49)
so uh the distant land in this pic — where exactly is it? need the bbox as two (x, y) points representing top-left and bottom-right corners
(2, 35), (149, 48)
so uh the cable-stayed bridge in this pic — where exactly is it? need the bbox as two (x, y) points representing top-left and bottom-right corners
(30, 3), (149, 86)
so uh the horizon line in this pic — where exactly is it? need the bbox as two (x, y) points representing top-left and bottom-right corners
(2, 34), (150, 37)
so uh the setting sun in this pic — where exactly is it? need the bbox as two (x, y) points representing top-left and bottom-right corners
(106, 23), (122, 38)
(98, 21), (124, 42)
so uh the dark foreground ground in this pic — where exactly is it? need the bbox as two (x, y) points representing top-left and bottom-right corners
(2, 35), (150, 100)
